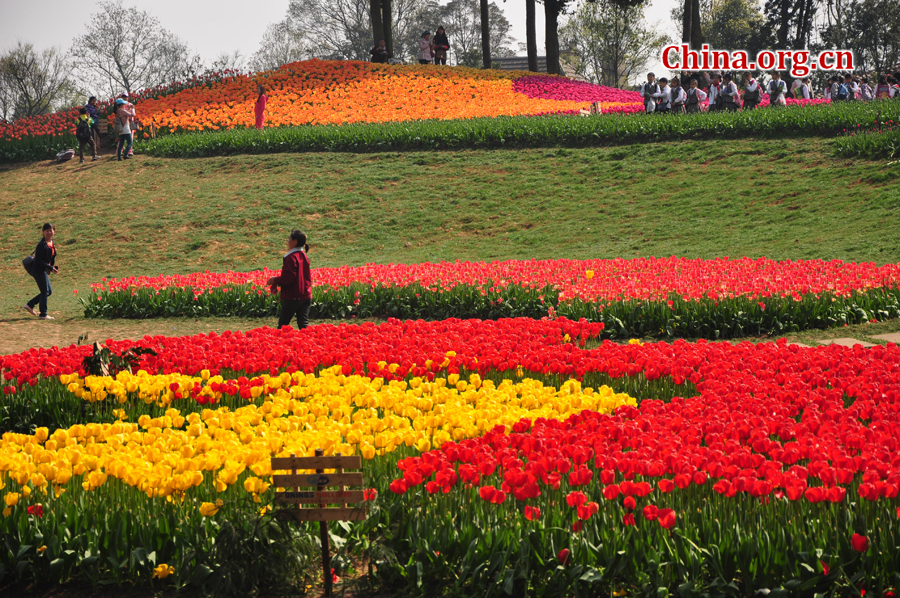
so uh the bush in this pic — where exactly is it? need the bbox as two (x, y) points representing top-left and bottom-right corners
(142, 100), (900, 158)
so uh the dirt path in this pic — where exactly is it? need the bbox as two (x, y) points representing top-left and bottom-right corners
(0, 313), (318, 355)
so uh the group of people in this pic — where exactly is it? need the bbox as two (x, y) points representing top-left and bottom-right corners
(824, 74), (899, 101)
(641, 70), (900, 114)
(370, 27), (451, 66)
(22, 224), (313, 329)
(72, 93), (139, 162)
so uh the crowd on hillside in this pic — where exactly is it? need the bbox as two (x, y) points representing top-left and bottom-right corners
(370, 28), (452, 66)
(72, 92), (139, 162)
(640, 69), (900, 114)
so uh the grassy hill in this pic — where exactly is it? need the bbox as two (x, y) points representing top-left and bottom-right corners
(1, 136), (897, 352)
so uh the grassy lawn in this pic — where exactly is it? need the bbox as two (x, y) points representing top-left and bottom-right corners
(1, 136), (897, 353)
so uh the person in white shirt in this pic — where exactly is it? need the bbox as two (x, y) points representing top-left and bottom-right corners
(796, 78), (811, 99)
(641, 72), (663, 113)
(789, 77), (803, 99)
(670, 77), (687, 113)
(685, 78), (707, 113)
(708, 73), (723, 111)
(722, 73), (740, 111)
(767, 71), (787, 106)
(741, 72), (761, 109)
(859, 77), (874, 101)
(844, 74), (860, 100)
(656, 77), (672, 113)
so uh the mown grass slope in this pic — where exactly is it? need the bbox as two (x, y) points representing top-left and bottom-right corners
(0, 136), (897, 351)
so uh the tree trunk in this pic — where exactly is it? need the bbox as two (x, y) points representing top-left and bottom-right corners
(526, 0), (538, 72)
(481, 0), (491, 69)
(691, 0), (702, 48)
(382, 0), (393, 56)
(777, 0), (791, 47)
(682, 0), (692, 44)
(370, 0), (384, 48)
(544, 0), (561, 75)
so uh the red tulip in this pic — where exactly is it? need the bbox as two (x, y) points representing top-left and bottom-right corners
(642, 504), (659, 521)
(623, 496), (636, 511)
(657, 508), (677, 530)
(524, 506), (541, 521)
(850, 533), (869, 552)
(623, 513), (636, 526)
(557, 548), (571, 565)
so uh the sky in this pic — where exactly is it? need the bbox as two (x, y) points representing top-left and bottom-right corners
(0, 0), (676, 81)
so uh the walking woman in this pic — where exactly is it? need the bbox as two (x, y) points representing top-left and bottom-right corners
(114, 98), (134, 161)
(23, 223), (58, 320)
(267, 230), (312, 330)
(255, 84), (268, 129)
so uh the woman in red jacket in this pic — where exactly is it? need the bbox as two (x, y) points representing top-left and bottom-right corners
(267, 230), (312, 329)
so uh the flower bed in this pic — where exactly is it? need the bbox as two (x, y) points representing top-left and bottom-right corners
(1, 319), (900, 593)
(81, 257), (900, 338)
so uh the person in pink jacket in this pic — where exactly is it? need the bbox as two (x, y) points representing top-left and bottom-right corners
(254, 84), (268, 129)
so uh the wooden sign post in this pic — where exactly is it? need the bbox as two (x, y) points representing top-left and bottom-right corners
(272, 449), (367, 597)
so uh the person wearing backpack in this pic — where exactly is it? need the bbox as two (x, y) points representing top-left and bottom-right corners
(874, 76), (895, 99)
(741, 72), (761, 109)
(843, 74), (859, 100)
(795, 78), (811, 99)
(859, 77), (874, 101)
(767, 71), (787, 106)
(75, 108), (95, 164)
(84, 97), (101, 159)
(641, 72), (662, 113)
(23, 223), (59, 320)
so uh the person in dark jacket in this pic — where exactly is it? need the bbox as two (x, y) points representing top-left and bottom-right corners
(267, 230), (312, 329)
(23, 223), (58, 320)
(433, 27), (450, 65)
(370, 39), (392, 63)
(84, 97), (101, 160)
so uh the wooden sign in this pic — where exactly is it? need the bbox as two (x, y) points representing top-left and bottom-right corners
(272, 450), (368, 598)
(272, 455), (361, 470)
(276, 508), (367, 522)
(275, 490), (365, 504)
(272, 473), (364, 488)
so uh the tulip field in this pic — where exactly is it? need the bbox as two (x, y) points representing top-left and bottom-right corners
(81, 256), (900, 339)
(2, 316), (900, 596)
(3, 54), (900, 598)
(3, 59), (891, 164)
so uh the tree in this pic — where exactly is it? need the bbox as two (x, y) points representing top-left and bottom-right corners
(481, 0), (492, 68)
(702, 0), (770, 56)
(250, 19), (311, 72)
(288, 0), (373, 60)
(70, 0), (200, 96)
(430, 0), (514, 67)
(0, 43), (72, 120)
(763, 0), (818, 49)
(526, 0), (538, 71)
(560, 0), (669, 86)
(210, 51), (247, 74)
(844, 0), (900, 76)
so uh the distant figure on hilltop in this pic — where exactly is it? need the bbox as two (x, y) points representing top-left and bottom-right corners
(370, 39), (392, 64)
(255, 84), (268, 129)
(433, 27), (450, 65)
(418, 31), (433, 65)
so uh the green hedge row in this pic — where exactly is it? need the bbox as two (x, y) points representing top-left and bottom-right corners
(81, 282), (900, 340)
(833, 128), (900, 160)
(140, 101), (900, 158)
